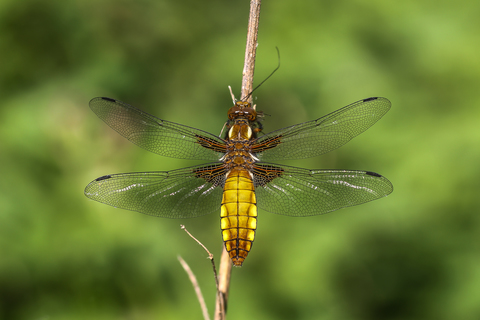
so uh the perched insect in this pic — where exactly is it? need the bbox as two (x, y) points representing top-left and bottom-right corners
(85, 96), (393, 266)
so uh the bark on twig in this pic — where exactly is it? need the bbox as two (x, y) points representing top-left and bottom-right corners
(241, 0), (262, 104)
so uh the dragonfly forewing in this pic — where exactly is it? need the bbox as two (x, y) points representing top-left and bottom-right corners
(253, 97), (391, 161)
(89, 97), (226, 161)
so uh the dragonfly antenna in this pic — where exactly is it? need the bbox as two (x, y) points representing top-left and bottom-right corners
(242, 47), (280, 102)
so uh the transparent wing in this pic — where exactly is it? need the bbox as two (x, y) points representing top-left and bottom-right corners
(89, 97), (226, 161)
(253, 97), (391, 160)
(84, 163), (226, 218)
(253, 163), (393, 216)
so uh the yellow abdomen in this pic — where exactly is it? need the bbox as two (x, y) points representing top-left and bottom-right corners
(221, 168), (257, 266)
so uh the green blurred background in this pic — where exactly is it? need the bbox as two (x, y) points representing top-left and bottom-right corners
(1, 0), (479, 319)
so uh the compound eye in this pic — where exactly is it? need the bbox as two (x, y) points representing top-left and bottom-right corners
(227, 106), (240, 120)
(245, 108), (257, 121)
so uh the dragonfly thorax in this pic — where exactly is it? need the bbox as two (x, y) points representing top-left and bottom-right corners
(222, 139), (257, 168)
(228, 120), (252, 140)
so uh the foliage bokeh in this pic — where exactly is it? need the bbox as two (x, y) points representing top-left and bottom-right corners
(1, 0), (479, 319)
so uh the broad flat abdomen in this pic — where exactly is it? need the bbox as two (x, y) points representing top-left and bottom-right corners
(221, 168), (257, 266)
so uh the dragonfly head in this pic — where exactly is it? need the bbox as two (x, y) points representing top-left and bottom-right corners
(228, 101), (257, 122)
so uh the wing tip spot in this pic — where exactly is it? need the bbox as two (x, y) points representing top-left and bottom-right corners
(365, 171), (382, 177)
(101, 97), (116, 102)
(95, 175), (112, 181)
(363, 97), (378, 102)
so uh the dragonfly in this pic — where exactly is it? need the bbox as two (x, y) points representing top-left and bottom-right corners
(85, 96), (393, 266)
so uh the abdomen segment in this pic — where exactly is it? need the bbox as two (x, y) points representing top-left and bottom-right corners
(221, 168), (257, 266)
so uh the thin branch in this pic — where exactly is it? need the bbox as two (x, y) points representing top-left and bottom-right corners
(178, 256), (210, 320)
(180, 225), (214, 260)
(180, 225), (219, 290)
(215, 1), (262, 320)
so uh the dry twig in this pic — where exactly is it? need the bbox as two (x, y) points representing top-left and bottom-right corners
(241, 0), (262, 104)
(178, 255), (211, 320)
(180, 225), (219, 288)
